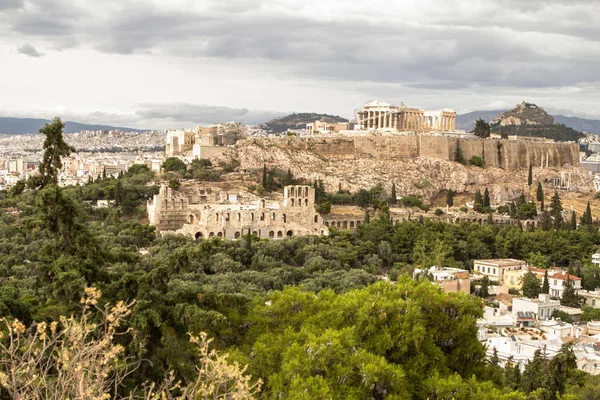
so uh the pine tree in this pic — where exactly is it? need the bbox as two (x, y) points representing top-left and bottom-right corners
(561, 276), (581, 308)
(390, 182), (397, 205)
(536, 181), (544, 202)
(541, 211), (552, 231)
(446, 190), (454, 207)
(504, 355), (521, 391)
(582, 202), (593, 225)
(542, 269), (550, 294)
(528, 164), (533, 187)
(550, 191), (563, 229)
(36, 117), (76, 188)
(483, 188), (490, 207)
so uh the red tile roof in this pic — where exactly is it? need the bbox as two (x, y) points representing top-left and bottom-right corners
(551, 273), (582, 281)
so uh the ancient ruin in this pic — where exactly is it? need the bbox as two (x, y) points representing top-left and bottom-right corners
(165, 122), (247, 159)
(355, 101), (457, 131)
(147, 184), (366, 239)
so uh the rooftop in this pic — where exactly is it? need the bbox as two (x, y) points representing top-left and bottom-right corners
(475, 259), (526, 267)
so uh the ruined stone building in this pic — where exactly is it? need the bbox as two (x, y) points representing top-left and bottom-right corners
(148, 184), (346, 239)
(165, 122), (248, 159)
(355, 101), (456, 132)
(305, 120), (352, 134)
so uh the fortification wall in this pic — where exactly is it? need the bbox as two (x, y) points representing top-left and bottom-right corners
(239, 136), (579, 170)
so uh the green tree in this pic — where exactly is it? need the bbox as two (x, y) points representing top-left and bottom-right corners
(446, 190), (454, 207)
(550, 190), (563, 229)
(528, 164), (533, 187)
(389, 182), (397, 205)
(561, 276), (581, 308)
(262, 164), (268, 188)
(483, 188), (491, 208)
(474, 118), (491, 138)
(527, 251), (549, 269)
(504, 355), (521, 391)
(470, 156), (485, 167)
(168, 178), (181, 190)
(162, 157), (186, 174)
(522, 271), (541, 299)
(536, 181), (544, 202)
(571, 210), (577, 230)
(37, 117), (76, 188)
(474, 190), (483, 207)
(454, 142), (466, 165)
(542, 269), (550, 294)
(581, 202), (593, 226)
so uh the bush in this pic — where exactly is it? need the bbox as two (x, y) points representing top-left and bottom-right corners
(460, 207), (468, 212)
(508, 288), (521, 295)
(497, 204), (510, 215)
(398, 196), (428, 211)
(470, 156), (484, 168)
(434, 208), (444, 216)
(317, 201), (331, 214)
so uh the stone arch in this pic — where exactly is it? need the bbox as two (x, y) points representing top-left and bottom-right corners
(321, 230), (325, 235)
(357, 221), (361, 226)
(343, 221), (348, 229)
(261, 200), (266, 208)
(337, 221), (341, 228)
(209, 232), (214, 237)
(305, 187), (309, 197)
(237, 213), (241, 221)
(282, 214), (287, 223)
(272, 212), (276, 220)
(286, 230), (293, 237)
(290, 187), (295, 196)
(269, 231), (275, 238)
(226, 213), (230, 221)
(305, 199), (308, 207)
(314, 215), (318, 223)
(291, 199), (295, 207)
(195, 232), (203, 240)
(350, 221), (355, 228)
(251, 213), (255, 221)
(215, 214), (219, 222)
(188, 214), (194, 224)
(252, 230), (258, 236)
(217, 232), (223, 238)
(234, 231), (241, 239)
(261, 213), (265, 221)
(277, 231), (283, 238)
(325, 222), (330, 227)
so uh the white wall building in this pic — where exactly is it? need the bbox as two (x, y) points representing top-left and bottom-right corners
(473, 259), (527, 283)
(512, 294), (560, 321)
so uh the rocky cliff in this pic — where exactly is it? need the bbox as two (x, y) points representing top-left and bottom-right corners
(224, 135), (592, 203)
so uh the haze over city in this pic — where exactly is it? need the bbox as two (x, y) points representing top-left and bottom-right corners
(2, 0), (600, 129)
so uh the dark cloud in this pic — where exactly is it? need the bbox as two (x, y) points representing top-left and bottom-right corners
(135, 103), (286, 125)
(0, 0), (23, 9)
(16, 43), (43, 57)
(3, 0), (600, 93)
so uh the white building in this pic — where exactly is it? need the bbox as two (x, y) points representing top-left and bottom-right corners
(592, 252), (600, 266)
(512, 294), (560, 321)
(543, 272), (582, 298)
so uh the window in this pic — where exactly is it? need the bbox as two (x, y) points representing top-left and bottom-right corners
(593, 299), (596, 306)
(554, 280), (557, 286)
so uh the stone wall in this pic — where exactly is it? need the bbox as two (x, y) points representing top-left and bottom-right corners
(238, 136), (579, 170)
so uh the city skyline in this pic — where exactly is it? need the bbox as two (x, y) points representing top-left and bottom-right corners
(2, 0), (600, 129)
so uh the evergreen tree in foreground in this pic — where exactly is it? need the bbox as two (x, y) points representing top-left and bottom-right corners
(37, 117), (76, 188)
(536, 181), (544, 202)
(446, 190), (454, 207)
(550, 190), (563, 229)
(483, 188), (490, 208)
(542, 269), (549, 294)
(528, 164), (533, 187)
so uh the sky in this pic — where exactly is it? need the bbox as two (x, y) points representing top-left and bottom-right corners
(1, 0), (600, 129)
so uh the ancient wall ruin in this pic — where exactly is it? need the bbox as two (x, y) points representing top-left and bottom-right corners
(238, 136), (579, 171)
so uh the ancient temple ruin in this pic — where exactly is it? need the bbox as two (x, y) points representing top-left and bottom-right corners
(355, 101), (456, 132)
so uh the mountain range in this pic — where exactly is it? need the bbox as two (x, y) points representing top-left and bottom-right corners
(0, 118), (148, 134)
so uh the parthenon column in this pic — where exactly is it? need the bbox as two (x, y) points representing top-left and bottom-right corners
(379, 112), (384, 129)
(369, 111), (373, 128)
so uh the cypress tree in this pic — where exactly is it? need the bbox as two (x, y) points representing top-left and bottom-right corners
(542, 269), (550, 294)
(528, 164), (533, 187)
(582, 202), (593, 225)
(474, 190), (483, 206)
(364, 209), (370, 224)
(390, 182), (397, 205)
(446, 190), (454, 207)
(536, 181), (544, 202)
(550, 191), (563, 229)
(561, 276), (581, 308)
(571, 210), (577, 230)
(454, 142), (465, 165)
(262, 164), (267, 187)
(540, 196), (545, 212)
(483, 188), (490, 207)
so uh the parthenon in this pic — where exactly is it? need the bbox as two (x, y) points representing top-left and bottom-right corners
(356, 101), (456, 132)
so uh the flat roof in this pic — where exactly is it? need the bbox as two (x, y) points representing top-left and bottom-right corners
(475, 259), (526, 267)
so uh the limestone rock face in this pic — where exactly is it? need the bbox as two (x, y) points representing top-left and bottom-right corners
(226, 136), (593, 201)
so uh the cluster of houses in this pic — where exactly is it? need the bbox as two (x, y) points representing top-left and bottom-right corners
(416, 257), (600, 374)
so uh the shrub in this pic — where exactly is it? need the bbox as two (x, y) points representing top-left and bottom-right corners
(435, 208), (444, 216)
(470, 156), (484, 168)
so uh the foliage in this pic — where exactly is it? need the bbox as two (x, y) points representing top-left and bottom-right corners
(528, 164), (533, 187)
(446, 190), (454, 207)
(551, 191), (564, 229)
(561, 276), (582, 308)
(316, 201), (331, 215)
(435, 208), (444, 216)
(454, 142), (466, 165)
(162, 157), (187, 174)
(398, 196), (428, 211)
(36, 117), (76, 189)
(522, 271), (541, 299)
(474, 118), (491, 138)
(537, 182), (544, 202)
(470, 156), (485, 168)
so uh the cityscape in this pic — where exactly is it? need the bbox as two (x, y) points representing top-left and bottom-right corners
(2, 0), (600, 398)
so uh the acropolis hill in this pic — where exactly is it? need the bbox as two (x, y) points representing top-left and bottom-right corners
(224, 135), (592, 202)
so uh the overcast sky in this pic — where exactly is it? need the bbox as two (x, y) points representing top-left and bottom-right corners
(1, 0), (600, 129)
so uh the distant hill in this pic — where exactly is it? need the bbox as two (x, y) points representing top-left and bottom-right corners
(0, 117), (148, 134)
(488, 102), (584, 142)
(458, 109), (600, 136)
(258, 113), (348, 133)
